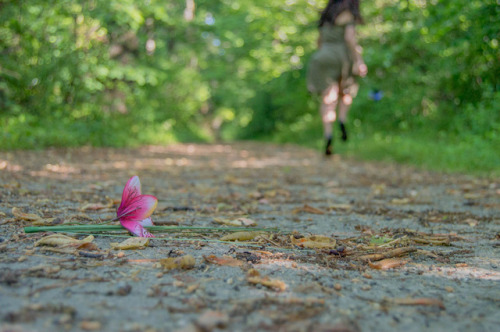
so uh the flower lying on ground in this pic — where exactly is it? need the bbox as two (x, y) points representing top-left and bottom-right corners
(117, 176), (157, 237)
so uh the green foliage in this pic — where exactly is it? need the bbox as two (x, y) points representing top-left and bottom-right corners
(0, 0), (498, 174)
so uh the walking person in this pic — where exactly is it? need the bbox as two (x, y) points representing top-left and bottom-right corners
(307, 0), (367, 155)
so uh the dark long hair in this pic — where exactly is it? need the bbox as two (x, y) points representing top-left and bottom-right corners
(319, 0), (363, 27)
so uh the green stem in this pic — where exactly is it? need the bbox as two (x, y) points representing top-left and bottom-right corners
(24, 225), (279, 234)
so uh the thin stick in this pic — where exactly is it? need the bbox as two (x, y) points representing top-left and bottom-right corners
(357, 247), (417, 262)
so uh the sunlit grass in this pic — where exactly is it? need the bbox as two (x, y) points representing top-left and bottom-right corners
(267, 119), (500, 177)
(325, 133), (499, 177)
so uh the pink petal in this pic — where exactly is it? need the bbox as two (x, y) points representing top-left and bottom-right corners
(121, 220), (154, 238)
(117, 176), (141, 215)
(139, 217), (154, 227)
(118, 195), (158, 221)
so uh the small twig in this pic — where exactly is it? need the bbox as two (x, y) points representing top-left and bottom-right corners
(383, 297), (445, 309)
(357, 247), (417, 262)
(257, 235), (280, 247)
(412, 237), (451, 246)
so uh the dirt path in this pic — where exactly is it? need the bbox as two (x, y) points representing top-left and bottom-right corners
(1, 142), (499, 332)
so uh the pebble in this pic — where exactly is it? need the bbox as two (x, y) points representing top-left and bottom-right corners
(116, 282), (132, 296)
(195, 310), (229, 330)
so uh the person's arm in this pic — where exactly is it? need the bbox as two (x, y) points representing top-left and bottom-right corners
(344, 25), (367, 77)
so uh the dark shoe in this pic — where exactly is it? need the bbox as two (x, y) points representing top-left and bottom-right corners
(340, 122), (348, 142)
(325, 137), (333, 156)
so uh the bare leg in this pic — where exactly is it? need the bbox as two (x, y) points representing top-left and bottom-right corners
(338, 94), (352, 123)
(320, 84), (339, 155)
(338, 94), (353, 141)
(320, 84), (339, 138)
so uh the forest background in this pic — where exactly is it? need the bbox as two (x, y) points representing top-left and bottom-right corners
(0, 0), (498, 175)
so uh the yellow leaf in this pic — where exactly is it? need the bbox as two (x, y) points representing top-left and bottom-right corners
(204, 255), (245, 267)
(31, 218), (64, 226)
(12, 207), (41, 221)
(220, 231), (263, 241)
(464, 218), (479, 227)
(371, 184), (386, 196)
(246, 269), (286, 291)
(80, 202), (112, 211)
(391, 198), (411, 205)
(110, 237), (149, 250)
(290, 235), (336, 249)
(213, 217), (257, 227)
(368, 258), (407, 270)
(328, 204), (352, 211)
(160, 255), (196, 270)
(293, 204), (326, 215)
(35, 234), (94, 247)
(463, 193), (481, 200)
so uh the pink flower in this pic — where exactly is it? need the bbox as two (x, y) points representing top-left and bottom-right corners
(117, 176), (157, 237)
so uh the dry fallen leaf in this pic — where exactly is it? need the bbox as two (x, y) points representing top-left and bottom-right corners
(220, 231), (263, 241)
(35, 234), (94, 247)
(358, 247), (417, 262)
(31, 218), (64, 226)
(160, 255), (196, 270)
(371, 183), (386, 196)
(213, 217), (257, 227)
(368, 258), (407, 270)
(76, 242), (100, 251)
(291, 235), (336, 249)
(391, 198), (411, 205)
(110, 237), (149, 250)
(328, 204), (353, 211)
(293, 204), (326, 215)
(12, 207), (42, 221)
(246, 269), (286, 292)
(80, 202), (112, 211)
(80, 321), (102, 331)
(204, 255), (245, 267)
(464, 218), (479, 227)
(248, 191), (263, 199)
(385, 297), (445, 309)
(463, 193), (481, 200)
(263, 189), (291, 198)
